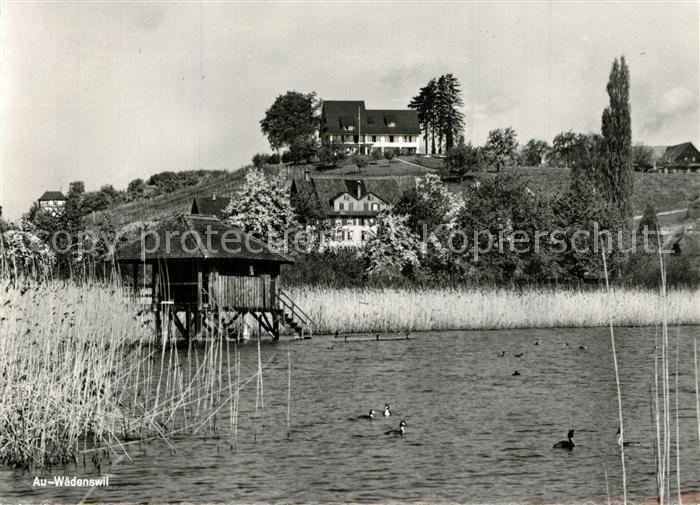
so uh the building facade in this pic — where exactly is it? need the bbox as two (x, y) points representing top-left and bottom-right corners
(648, 142), (700, 173)
(320, 100), (422, 155)
(291, 175), (414, 248)
(37, 191), (67, 216)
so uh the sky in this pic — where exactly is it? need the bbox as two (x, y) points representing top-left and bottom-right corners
(1, 1), (698, 220)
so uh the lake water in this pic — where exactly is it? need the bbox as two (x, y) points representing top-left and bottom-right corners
(3, 327), (700, 504)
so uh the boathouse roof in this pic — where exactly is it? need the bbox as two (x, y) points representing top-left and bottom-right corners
(115, 213), (292, 264)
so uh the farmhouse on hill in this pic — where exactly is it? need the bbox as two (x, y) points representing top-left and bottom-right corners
(320, 100), (422, 156)
(648, 142), (700, 172)
(291, 175), (415, 248)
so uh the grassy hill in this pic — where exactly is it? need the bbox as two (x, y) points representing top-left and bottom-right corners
(91, 160), (699, 229)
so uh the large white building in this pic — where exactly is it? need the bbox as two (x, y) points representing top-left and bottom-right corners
(320, 100), (422, 155)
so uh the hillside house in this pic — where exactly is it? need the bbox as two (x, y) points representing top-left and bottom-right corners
(291, 176), (414, 248)
(648, 142), (700, 172)
(191, 195), (232, 220)
(38, 190), (67, 216)
(320, 100), (422, 155)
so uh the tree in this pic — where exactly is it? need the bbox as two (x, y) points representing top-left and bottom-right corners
(444, 141), (480, 180)
(551, 131), (578, 167)
(521, 138), (551, 166)
(352, 153), (369, 172)
(252, 153), (271, 168)
(410, 75), (465, 155)
(363, 212), (422, 279)
(223, 168), (297, 248)
(288, 136), (318, 165)
(435, 74), (465, 152)
(482, 127), (519, 171)
(599, 56), (633, 216)
(260, 91), (320, 163)
(126, 178), (147, 201)
(632, 143), (654, 172)
(409, 79), (437, 155)
(318, 141), (345, 168)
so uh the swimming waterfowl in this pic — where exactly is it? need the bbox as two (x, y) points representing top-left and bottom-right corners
(383, 404), (392, 417)
(357, 410), (376, 420)
(385, 420), (406, 436)
(534, 339), (542, 345)
(497, 351), (506, 357)
(512, 370), (521, 376)
(514, 352), (524, 358)
(579, 345), (588, 350)
(553, 430), (575, 450)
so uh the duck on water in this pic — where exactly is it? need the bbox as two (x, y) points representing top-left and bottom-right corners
(553, 430), (575, 450)
(356, 410), (376, 420)
(385, 420), (407, 436)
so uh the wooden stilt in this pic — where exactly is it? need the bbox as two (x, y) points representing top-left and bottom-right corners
(195, 267), (203, 337)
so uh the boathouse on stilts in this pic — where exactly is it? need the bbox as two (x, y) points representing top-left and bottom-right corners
(115, 213), (314, 342)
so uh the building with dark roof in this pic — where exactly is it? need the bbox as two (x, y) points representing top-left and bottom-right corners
(115, 213), (314, 340)
(190, 195), (232, 220)
(648, 142), (700, 172)
(320, 100), (422, 155)
(291, 175), (416, 247)
(38, 190), (68, 216)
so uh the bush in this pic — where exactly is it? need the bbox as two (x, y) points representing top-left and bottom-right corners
(352, 153), (369, 170)
(384, 148), (397, 160)
(252, 153), (270, 168)
(371, 149), (383, 163)
(282, 249), (367, 287)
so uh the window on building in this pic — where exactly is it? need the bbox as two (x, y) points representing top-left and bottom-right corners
(338, 203), (344, 210)
(387, 121), (396, 128)
(346, 230), (353, 241)
(372, 135), (377, 142)
(344, 194), (350, 200)
(364, 203), (369, 211)
(361, 231), (369, 242)
(367, 194), (373, 200)
(389, 136), (394, 143)
(372, 203), (379, 211)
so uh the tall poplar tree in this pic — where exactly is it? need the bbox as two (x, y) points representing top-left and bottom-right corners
(599, 56), (633, 216)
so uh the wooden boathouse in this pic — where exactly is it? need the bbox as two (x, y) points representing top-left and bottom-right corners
(115, 213), (313, 341)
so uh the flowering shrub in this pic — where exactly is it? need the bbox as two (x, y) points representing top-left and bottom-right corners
(1, 230), (56, 280)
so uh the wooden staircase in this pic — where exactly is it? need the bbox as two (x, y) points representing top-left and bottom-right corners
(276, 288), (315, 339)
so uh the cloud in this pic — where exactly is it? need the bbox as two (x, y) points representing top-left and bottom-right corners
(642, 86), (697, 135)
(473, 93), (517, 120)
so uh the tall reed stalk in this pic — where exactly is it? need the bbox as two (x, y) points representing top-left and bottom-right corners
(601, 247), (627, 505)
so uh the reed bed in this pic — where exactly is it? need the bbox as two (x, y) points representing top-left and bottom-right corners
(0, 280), (263, 470)
(286, 286), (700, 334)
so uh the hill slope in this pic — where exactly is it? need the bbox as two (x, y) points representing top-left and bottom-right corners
(90, 163), (699, 229)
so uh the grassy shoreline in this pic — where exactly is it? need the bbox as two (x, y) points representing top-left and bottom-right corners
(287, 286), (700, 334)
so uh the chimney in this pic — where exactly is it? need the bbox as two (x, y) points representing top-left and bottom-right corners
(304, 170), (310, 181)
(212, 192), (216, 200)
(356, 180), (362, 199)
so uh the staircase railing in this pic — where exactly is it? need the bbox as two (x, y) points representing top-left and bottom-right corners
(275, 288), (315, 337)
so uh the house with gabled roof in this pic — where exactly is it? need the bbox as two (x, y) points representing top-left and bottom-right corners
(320, 100), (422, 156)
(648, 142), (700, 172)
(190, 194), (232, 220)
(291, 175), (415, 247)
(38, 190), (67, 216)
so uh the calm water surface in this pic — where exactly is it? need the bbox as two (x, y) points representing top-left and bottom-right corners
(3, 327), (700, 504)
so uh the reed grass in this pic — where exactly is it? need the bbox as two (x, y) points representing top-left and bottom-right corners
(0, 280), (269, 469)
(286, 286), (700, 334)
